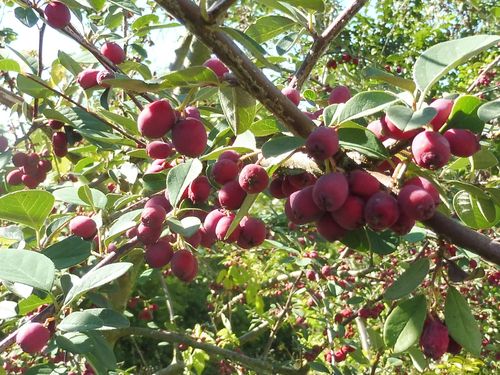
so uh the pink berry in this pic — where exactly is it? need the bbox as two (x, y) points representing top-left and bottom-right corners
(443, 129), (480, 157)
(305, 126), (339, 160)
(282, 87), (301, 106)
(412, 131), (451, 170)
(238, 164), (269, 194)
(101, 42), (125, 65)
(44, 1), (71, 29)
(138, 100), (176, 139)
(69, 216), (97, 240)
(203, 57), (229, 79)
(172, 118), (207, 157)
(328, 86), (351, 104)
(16, 323), (50, 354)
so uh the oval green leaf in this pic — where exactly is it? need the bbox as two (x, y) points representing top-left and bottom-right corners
(337, 91), (399, 124)
(166, 159), (203, 207)
(59, 308), (130, 332)
(384, 258), (430, 300)
(0, 190), (54, 230)
(42, 236), (92, 270)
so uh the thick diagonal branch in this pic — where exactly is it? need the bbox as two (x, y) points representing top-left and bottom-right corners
(155, 0), (315, 138)
(292, 0), (369, 90)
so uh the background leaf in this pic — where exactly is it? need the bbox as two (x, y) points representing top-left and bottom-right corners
(0, 190), (54, 230)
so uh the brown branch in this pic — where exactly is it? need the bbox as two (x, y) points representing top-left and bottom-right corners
(291, 0), (369, 90)
(423, 212), (500, 265)
(207, 0), (237, 22)
(154, 0), (315, 138)
(116, 326), (308, 375)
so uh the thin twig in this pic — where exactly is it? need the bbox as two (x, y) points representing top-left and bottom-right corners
(467, 54), (500, 93)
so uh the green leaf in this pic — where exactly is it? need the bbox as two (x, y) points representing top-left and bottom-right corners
(246, 15), (296, 43)
(78, 185), (108, 211)
(142, 173), (167, 195)
(14, 7), (38, 28)
(16, 74), (52, 98)
(338, 122), (389, 159)
(414, 35), (500, 94)
(453, 190), (500, 229)
(167, 216), (202, 238)
(341, 228), (399, 255)
(274, 0), (324, 11)
(166, 159), (203, 207)
(384, 258), (430, 300)
(364, 66), (416, 92)
(58, 51), (83, 76)
(42, 236), (91, 269)
(0, 59), (21, 73)
(477, 99), (500, 122)
(471, 148), (498, 170)
(386, 105), (437, 132)
(0, 300), (18, 319)
(446, 95), (485, 133)
(0, 190), (54, 230)
(383, 295), (427, 353)
(84, 331), (118, 372)
(201, 146), (254, 161)
(53, 187), (93, 207)
(248, 118), (283, 137)
(225, 193), (259, 240)
(261, 135), (305, 158)
(445, 286), (482, 356)
(64, 262), (133, 306)
(159, 66), (219, 88)
(59, 308), (129, 332)
(18, 293), (52, 315)
(0, 249), (55, 292)
(336, 91), (399, 124)
(219, 86), (257, 135)
(407, 346), (428, 372)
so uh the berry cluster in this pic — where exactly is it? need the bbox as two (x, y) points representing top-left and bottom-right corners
(6, 152), (52, 188)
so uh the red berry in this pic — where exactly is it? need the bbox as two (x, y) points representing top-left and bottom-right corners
(44, 1), (71, 29)
(312, 172), (349, 212)
(218, 180), (246, 210)
(172, 118), (207, 157)
(138, 100), (176, 139)
(238, 164), (269, 194)
(390, 212), (415, 235)
(171, 250), (198, 282)
(237, 216), (266, 249)
(364, 191), (399, 231)
(348, 169), (380, 199)
(328, 86), (351, 104)
(306, 126), (339, 160)
(281, 87), (301, 106)
(404, 176), (440, 206)
(77, 69), (100, 89)
(420, 315), (449, 360)
(443, 129), (480, 157)
(218, 150), (240, 163)
(215, 215), (240, 243)
(101, 42), (125, 65)
(212, 159), (239, 185)
(188, 176), (211, 204)
(16, 323), (50, 354)
(429, 99), (453, 131)
(316, 213), (346, 242)
(184, 106), (201, 120)
(69, 216), (97, 240)
(6, 169), (23, 185)
(203, 57), (229, 79)
(412, 131), (451, 170)
(367, 118), (390, 141)
(145, 195), (172, 212)
(398, 185), (436, 221)
(203, 209), (226, 236)
(137, 223), (162, 245)
(52, 132), (68, 157)
(331, 195), (365, 230)
(96, 70), (114, 87)
(141, 205), (166, 227)
(12, 152), (28, 167)
(268, 176), (287, 199)
(145, 240), (173, 268)
(384, 115), (421, 140)
(287, 186), (323, 224)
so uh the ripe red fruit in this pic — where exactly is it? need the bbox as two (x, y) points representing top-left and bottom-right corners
(200, 227), (217, 248)
(212, 159), (239, 185)
(331, 195), (365, 230)
(138, 100), (176, 139)
(145, 195), (172, 212)
(100, 42), (125, 65)
(312, 172), (349, 212)
(420, 315), (449, 360)
(44, 1), (71, 29)
(364, 191), (399, 231)
(305, 126), (339, 160)
(328, 86), (351, 104)
(333, 349), (346, 362)
(69, 216), (97, 240)
(327, 59), (337, 69)
(172, 118), (207, 157)
(96, 70), (114, 87)
(404, 176), (440, 206)
(16, 323), (50, 354)
(203, 209), (226, 236)
(218, 150), (240, 163)
(390, 212), (415, 235)
(141, 205), (166, 227)
(6, 169), (23, 185)
(429, 99), (453, 131)
(384, 115), (421, 140)
(185, 230), (202, 248)
(218, 180), (246, 210)
(77, 68), (100, 89)
(184, 106), (201, 120)
(288, 186), (323, 224)
(203, 57), (229, 78)
(137, 223), (162, 245)
(341, 53), (351, 63)
(0, 135), (8, 151)
(12, 152), (28, 167)
(412, 131), (451, 170)
(126, 226), (138, 239)
(145, 240), (173, 268)
(188, 176), (211, 204)
(52, 132), (68, 157)
(38, 159), (52, 174)
(443, 129), (480, 157)
(348, 169), (380, 199)
(22, 174), (40, 189)
(215, 215), (241, 243)
(398, 185), (436, 221)
(238, 164), (269, 193)
(288, 172), (316, 189)
(367, 118), (389, 141)
(269, 176), (287, 199)
(316, 213), (346, 242)
(281, 176), (301, 196)
(171, 250), (198, 282)
(447, 336), (462, 355)
(237, 216), (266, 249)
(282, 87), (301, 106)
(138, 307), (153, 321)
